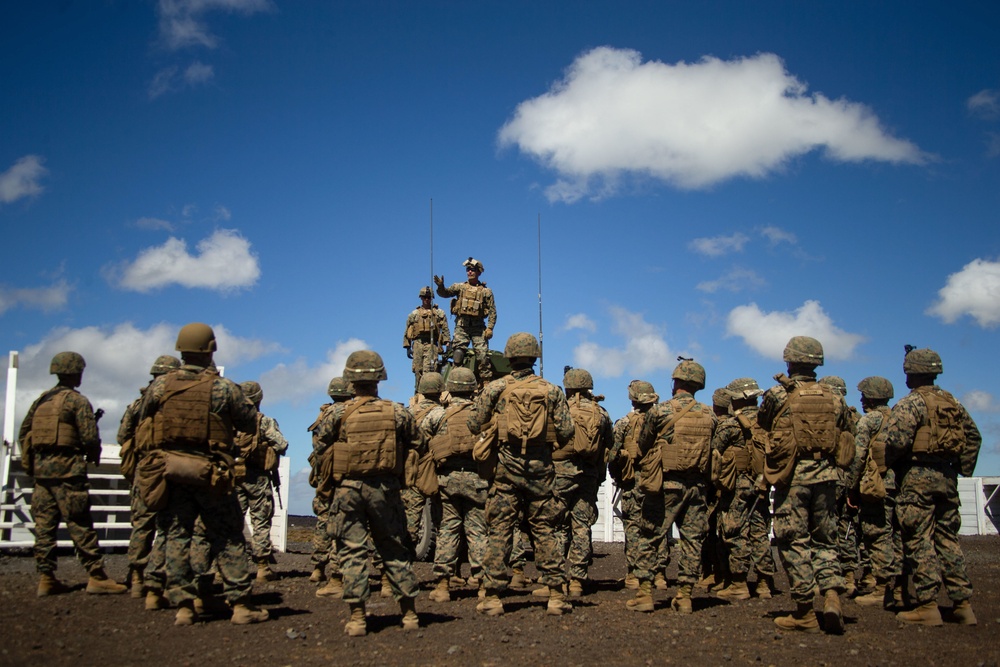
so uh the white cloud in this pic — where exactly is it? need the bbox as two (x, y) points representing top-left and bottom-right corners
(572, 306), (674, 376)
(689, 232), (749, 257)
(0, 155), (48, 204)
(963, 390), (1000, 414)
(134, 216), (175, 231)
(184, 61), (214, 84)
(148, 61), (215, 99)
(968, 89), (1000, 120)
(926, 258), (1000, 328)
(156, 0), (272, 51)
(726, 300), (865, 361)
(212, 204), (231, 221)
(0, 322), (281, 439)
(564, 313), (597, 332)
(499, 47), (927, 201)
(0, 279), (72, 315)
(696, 267), (766, 293)
(259, 339), (368, 405)
(759, 225), (797, 246)
(108, 228), (261, 292)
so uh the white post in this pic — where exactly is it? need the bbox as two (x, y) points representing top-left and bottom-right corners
(1, 351), (19, 499)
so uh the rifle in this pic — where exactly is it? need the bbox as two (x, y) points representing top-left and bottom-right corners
(88, 408), (105, 465)
(268, 466), (283, 510)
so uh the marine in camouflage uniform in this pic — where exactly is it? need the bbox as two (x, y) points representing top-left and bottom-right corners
(630, 359), (717, 614)
(138, 323), (268, 626)
(313, 350), (421, 636)
(884, 347), (981, 626)
(759, 336), (853, 634)
(553, 367), (613, 597)
(844, 376), (902, 608)
(434, 257), (497, 382)
(19, 352), (127, 597)
(469, 332), (576, 616)
(234, 380), (289, 581)
(423, 367), (489, 602)
(403, 374), (445, 554)
(403, 286), (451, 392)
(118, 355), (181, 597)
(712, 378), (778, 601)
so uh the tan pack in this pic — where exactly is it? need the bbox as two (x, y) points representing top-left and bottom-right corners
(912, 386), (966, 457)
(564, 394), (603, 460)
(152, 374), (233, 451)
(430, 403), (476, 462)
(659, 399), (713, 474)
(30, 391), (79, 448)
(472, 419), (499, 481)
(496, 376), (557, 454)
(136, 450), (169, 511)
(457, 284), (487, 317)
(334, 397), (400, 478)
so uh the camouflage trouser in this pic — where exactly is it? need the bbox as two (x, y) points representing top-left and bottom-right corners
(703, 494), (728, 581)
(309, 494), (342, 575)
(773, 480), (844, 604)
(637, 475), (709, 586)
(434, 467), (488, 580)
(401, 486), (427, 552)
(719, 475), (777, 576)
(897, 465), (972, 604)
(619, 483), (643, 576)
(554, 461), (600, 581)
(484, 451), (566, 591)
(31, 477), (103, 575)
(146, 515), (212, 592)
(858, 491), (901, 580)
(452, 319), (491, 379)
(510, 527), (533, 571)
(330, 475), (418, 603)
(157, 483), (253, 605)
(236, 467), (275, 562)
(836, 498), (863, 577)
(411, 339), (441, 392)
(127, 484), (157, 573)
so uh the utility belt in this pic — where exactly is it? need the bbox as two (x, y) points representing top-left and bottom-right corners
(30, 444), (81, 455)
(439, 457), (479, 474)
(501, 441), (551, 458)
(910, 454), (957, 469)
(797, 449), (833, 462)
(456, 316), (485, 328)
(412, 334), (437, 342)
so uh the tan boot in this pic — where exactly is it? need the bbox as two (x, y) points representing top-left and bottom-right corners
(476, 592), (505, 616)
(466, 574), (482, 588)
(380, 573), (392, 598)
(654, 572), (668, 591)
(174, 600), (197, 626)
(231, 600), (269, 625)
(145, 589), (168, 611)
(531, 584), (551, 597)
(624, 573), (640, 590)
(37, 573), (70, 597)
(568, 579), (584, 598)
(671, 583), (693, 614)
(945, 599), (977, 626)
(86, 569), (127, 595)
(897, 601), (942, 626)
(129, 569), (144, 599)
(316, 574), (344, 599)
(696, 573), (716, 590)
(510, 568), (527, 589)
(858, 571), (876, 593)
(822, 590), (844, 634)
(400, 596), (420, 631)
(428, 577), (451, 603)
(717, 573), (751, 601)
(843, 570), (856, 597)
(626, 581), (654, 613)
(449, 575), (467, 587)
(756, 574), (776, 600)
(547, 585), (573, 616)
(345, 602), (367, 636)
(309, 566), (326, 583)
(854, 578), (889, 608)
(774, 602), (820, 633)
(256, 563), (277, 582)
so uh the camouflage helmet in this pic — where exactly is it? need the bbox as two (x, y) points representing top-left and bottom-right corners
(712, 387), (732, 410)
(819, 376), (847, 397)
(672, 358), (706, 390)
(327, 376), (353, 399)
(903, 346), (943, 375)
(462, 257), (484, 273)
(240, 381), (263, 404)
(857, 376), (894, 400)
(504, 332), (540, 359)
(49, 351), (86, 375)
(725, 377), (762, 400)
(446, 367), (477, 393)
(419, 286), (433, 298)
(175, 322), (217, 353)
(418, 371), (445, 394)
(563, 368), (594, 390)
(150, 355), (181, 376)
(783, 336), (824, 366)
(627, 380), (658, 404)
(343, 350), (387, 381)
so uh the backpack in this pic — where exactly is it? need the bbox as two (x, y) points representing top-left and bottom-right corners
(913, 387), (966, 457)
(568, 394), (603, 459)
(497, 376), (551, 454)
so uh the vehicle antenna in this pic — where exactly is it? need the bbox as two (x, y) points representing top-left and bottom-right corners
(538, 212), (544, 378)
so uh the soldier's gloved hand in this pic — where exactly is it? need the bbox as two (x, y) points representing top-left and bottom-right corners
(483, 328), (493, 341)
(433, 275), (444, 287)
(405, 346), (413, 359)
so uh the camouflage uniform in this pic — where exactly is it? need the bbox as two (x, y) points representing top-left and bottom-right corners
(119, 391), (158, 581)
(235, 412), (288, 563)
(403, 297), (450, 392)
(308, 403), (343, 578)
(403, 396), (441, 550)
(436, 278), (497, 380)
(468, 368), (575, 593)
(19, 385), (105, 577)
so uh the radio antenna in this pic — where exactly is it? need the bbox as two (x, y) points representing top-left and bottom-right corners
(537, 212), (544, 378)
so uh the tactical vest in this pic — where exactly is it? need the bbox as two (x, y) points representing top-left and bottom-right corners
(659, 398), (713, 474)
(555, 394), (602, 461)
(912, 386), (966, 457)
(496, 375), (558, 452)
(430, 403), (476, 462)
(235, 413), (268, 468)
(623, 411), (646, 460)
(867, 409), (890, 474)
(735, 410), (766, 475)
(152, 373), (233, 451)
(772, 382), (839, 458)
(334, 398), (400, 478)
(30, 390), (80, 448)
(409, 308), (440, 338)
(457, 284), (488, 318)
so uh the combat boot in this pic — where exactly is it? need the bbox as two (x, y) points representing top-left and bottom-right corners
(822, 590), (844, 634)
(129, 569), (144, 598)
(145, 589), (168, 611)
(671, 583), (693, 614)
(316, 574), (344, 598)
(476, 590), (505, 616)
(37, 572), (69, 597)
(843, 570), (856, 597)
(380, 573), (392, 598)
(716, 573), (751, 601)
(400, 596), (420, 631)
(696, 573), (716, 590)
(256, 562), (277, 582)
(345, 602), (367, 636)
(428, 577), (451, 603)
(626, 580), (654, 613)
(531, 584), (551, 597)
(174, 600), (197, 626)
(774, 603), (820, 633)
(547, 585), (573, 616)
(896, 600), (942, 626)
(86, 569), (127, 595)
(231, 600), (269, 625)
(309, 566), (326, 583)
(510, 567), (527, 589)
(450, 575), (467, 587)
(466, 574), (482, 589)
(854, 577), (890, 608)
(568, 578), (584, 598)
(944, 599), (977, 626)
(624, 573), (640, 590)
(755, 574), (776, 600)
(858, 570), (876, 594)
(654, 572), (668, 591)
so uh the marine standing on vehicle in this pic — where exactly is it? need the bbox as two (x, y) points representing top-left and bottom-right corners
(434, 257), (497, 382)
(403, 286), (450, 392)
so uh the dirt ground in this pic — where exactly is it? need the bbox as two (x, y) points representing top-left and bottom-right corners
(1, 519), (997, 667)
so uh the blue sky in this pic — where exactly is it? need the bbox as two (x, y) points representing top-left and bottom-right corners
(2, 1), (998, 515)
